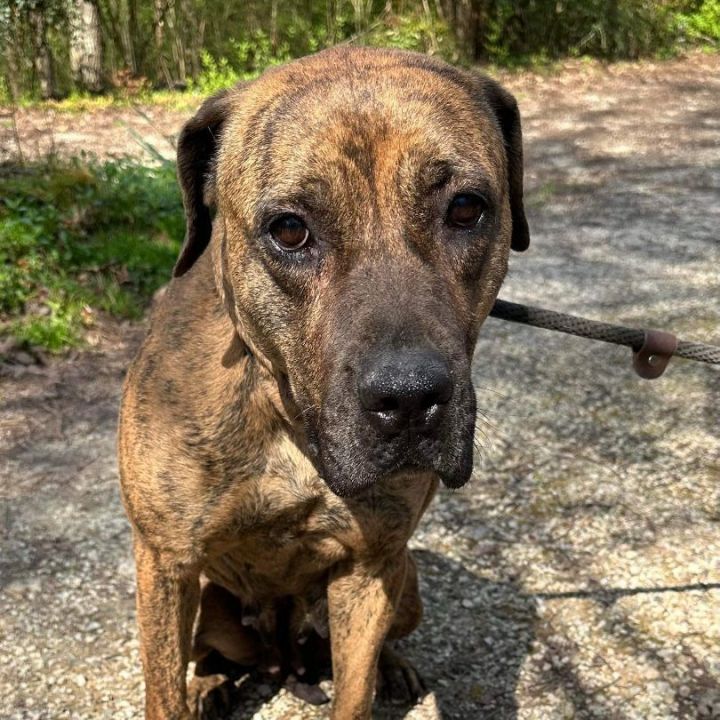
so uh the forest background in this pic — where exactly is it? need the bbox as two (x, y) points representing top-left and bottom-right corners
(2, 0), (719, 102)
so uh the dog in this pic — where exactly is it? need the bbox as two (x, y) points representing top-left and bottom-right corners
(118, 45), (529, 720)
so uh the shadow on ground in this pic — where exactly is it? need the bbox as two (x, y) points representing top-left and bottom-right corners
(398, 551), (537, 720)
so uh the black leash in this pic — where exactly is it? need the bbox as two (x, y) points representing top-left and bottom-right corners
(490, 299), (720, 379)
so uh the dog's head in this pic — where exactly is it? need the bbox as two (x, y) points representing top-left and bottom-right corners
(174, 47), (529, 497)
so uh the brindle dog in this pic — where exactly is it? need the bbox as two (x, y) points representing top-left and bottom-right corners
(118, 45), (529, 720)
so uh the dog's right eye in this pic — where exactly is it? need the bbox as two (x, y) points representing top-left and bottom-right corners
(446, 193), (487, 229)
(269, 215), (310, 251)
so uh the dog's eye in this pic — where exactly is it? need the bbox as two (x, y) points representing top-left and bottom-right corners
(269, 215), (310, 251)
(447, 194), (486, 229)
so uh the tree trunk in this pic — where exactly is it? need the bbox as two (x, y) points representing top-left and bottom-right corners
(270, 0), (279, 54)
(3, 5), (22, 105)
(166, 0), (186, 85)
(421, 0), (439, 54)
(453, 0), (487, 61)
(30, 9), (56, 99)
(350, 0), (372, 32)
(606, 0), (621, 59)
(154, 0), (173, 87)
(95, 0), (127, 80)
(71, 0), (104, 92)
(128, 0), (140, 74)
(326, 0), (338, 45)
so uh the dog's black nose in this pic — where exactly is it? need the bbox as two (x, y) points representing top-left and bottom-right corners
(358, 348), (453, 435)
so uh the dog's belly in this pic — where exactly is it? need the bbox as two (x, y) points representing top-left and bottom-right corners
(203, 532), (348, 605)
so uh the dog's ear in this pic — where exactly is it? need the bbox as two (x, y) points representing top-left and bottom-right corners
(476, 77), (530, 252)
(173, 89), (232, 277)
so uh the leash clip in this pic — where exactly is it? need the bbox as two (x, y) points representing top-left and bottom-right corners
(632, 329), (678, 379)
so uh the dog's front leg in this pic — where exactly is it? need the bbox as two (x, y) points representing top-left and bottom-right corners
(327, 556), (406, 719)
(134, 537), (200, 720)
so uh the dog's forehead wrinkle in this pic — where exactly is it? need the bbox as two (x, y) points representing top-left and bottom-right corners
(321, 125), (497, 207)
(253, 181), (331, 221)
(222, 80), (506, 235)
(241, 73), (489, 150)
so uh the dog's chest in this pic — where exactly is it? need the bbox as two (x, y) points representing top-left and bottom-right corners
(204, 531), (345, 605)
(200, 440), (431, 604)
(201, 446), (354, 601)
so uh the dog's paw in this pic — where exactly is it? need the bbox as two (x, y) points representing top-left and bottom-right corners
(188, 674), (239, 720)
(285, 674), (330, 705)
(376, 646), (427, 706)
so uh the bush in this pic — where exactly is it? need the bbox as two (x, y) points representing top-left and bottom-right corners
(365, 10), (459, 62)
(4, 1), (719, 103)
(678, 0), (720, 44)
(0, 158), (182, 352)
(480, 0), (691, 63)
(192, 31), (295, 94)
(192, 52), (242, 95)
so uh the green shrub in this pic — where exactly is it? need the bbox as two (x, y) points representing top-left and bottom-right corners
(481, 0), (686, 63)
(192, 52), (242, 95)
(364, 11), (459, 62)
(678, 0), (720, 44)
(0, 158), (182, 352)
(233, 30), (293, 76)
(192, 30), (295, 94)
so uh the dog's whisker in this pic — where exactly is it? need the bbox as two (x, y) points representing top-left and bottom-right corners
(476, 410), (501, 432)
(474, 384), (512, 400)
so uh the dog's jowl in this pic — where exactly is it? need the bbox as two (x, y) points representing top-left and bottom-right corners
(118, 45), (529, 720)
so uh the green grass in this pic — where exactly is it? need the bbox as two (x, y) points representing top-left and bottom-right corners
(0, 158), (183, 352)
(15, 89), (205, 114)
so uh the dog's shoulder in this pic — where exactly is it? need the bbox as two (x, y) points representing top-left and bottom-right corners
(123, 253), (223, 413)
(119, 250), (268, 479)
(118, 250), (285, 553)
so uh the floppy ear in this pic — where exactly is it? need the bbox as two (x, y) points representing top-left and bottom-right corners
(476, 77), (530, 252)
(173, 89), (232, 277)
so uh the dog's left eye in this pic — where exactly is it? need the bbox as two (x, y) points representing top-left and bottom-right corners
(446, 193), (486, 229)
(269, 215), (310, 251)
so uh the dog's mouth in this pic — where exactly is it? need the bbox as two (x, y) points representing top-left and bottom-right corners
(276, 351), (477, 498)
(315, 436), (475, 498)
(299, 388), (476, 499)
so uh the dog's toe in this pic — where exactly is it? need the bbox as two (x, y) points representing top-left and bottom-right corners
(376, 645), (427, 706)
(188, 674), (239, 719)
(285, 674), (330, 705)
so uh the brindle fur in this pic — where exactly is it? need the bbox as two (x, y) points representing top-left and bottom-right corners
(118, 46), (529, 720)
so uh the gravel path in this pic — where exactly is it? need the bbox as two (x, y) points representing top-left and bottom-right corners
(1, 53), (719, 719)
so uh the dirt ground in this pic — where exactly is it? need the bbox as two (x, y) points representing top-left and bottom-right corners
(1, 52), (719, 719)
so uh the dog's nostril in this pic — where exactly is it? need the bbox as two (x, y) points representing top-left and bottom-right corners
(376, 396), (400, 413)
(358, 388), (401, 414)
(420, 377), (452, 410)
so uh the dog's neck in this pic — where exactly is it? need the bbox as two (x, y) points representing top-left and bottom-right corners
(210, 219), (272, 371)
(208, 222), (309, 444)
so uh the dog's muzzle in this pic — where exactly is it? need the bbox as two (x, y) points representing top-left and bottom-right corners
(306, 343), (475, 497)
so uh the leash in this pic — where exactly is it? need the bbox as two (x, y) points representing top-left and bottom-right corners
(490, 299), (720, 379)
